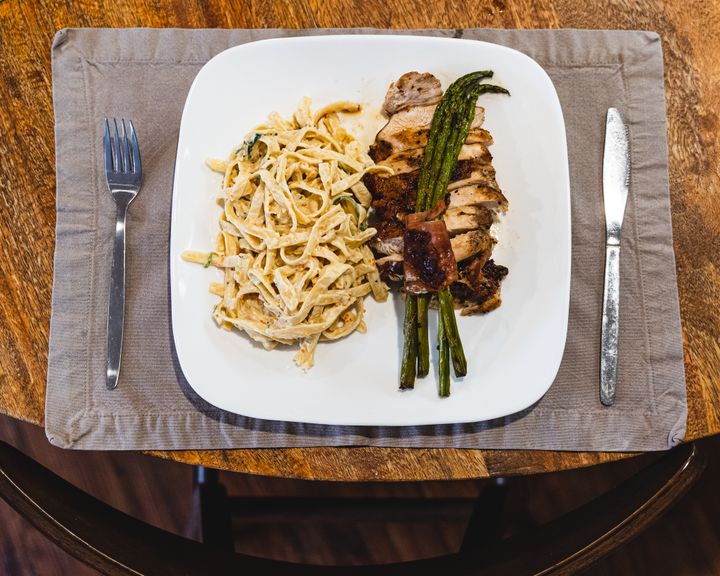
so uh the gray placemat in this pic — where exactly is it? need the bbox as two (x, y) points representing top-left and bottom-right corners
(46, 28), (686, 451)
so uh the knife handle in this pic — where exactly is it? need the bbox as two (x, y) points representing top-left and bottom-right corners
(600, 244), (620, 406)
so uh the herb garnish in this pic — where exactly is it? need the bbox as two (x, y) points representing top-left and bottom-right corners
(332, 195), (367, 230)
(246, 133), (261, 156)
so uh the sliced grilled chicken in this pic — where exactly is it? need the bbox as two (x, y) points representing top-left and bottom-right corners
(378, 142), (493, 176)
(370, 128), (493, 163)
(376, 258), (404, 284)
(452, 258), (509, 315)
(446, 158), (499, 191)
(372, 228), (495, 264)
(443, 205), (494, 234)
(369, 105), (486, 162)
(449, 229), (496, 262)
(367, 71), (508, 313)
(465, 130), (494, 145)
(375, 226), (497, 265)
(364, 171), (417, 244)
(448, 184), (509, 212)
(377, 103), (437, 137)
(383, 72), (443, 115)
(365, 174), (503, 259)
(373, 236), (404, 256)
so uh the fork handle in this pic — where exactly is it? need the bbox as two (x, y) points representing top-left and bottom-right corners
(106, 192), (133, 390)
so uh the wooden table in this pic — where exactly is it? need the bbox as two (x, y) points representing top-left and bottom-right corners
(0, 0), (718, 482)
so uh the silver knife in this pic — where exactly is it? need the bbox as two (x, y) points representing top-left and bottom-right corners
(600, 108), (630, 406)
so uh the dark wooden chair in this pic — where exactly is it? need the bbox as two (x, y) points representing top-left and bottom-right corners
(0, 440), (704, 575)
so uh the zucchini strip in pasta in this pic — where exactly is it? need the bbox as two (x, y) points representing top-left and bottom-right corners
(182, 98), (390, 370)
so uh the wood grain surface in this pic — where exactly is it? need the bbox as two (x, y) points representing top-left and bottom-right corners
(4, 419), (720, 575)
(0, 0), (718, 481)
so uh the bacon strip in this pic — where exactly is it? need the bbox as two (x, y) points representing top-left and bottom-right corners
(403, 208), (458, 294)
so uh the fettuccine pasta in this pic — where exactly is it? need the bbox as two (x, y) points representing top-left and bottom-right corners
(182, 98), (391, 370)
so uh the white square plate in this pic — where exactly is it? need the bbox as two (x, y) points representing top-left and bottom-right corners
(170, 35), (571, 426)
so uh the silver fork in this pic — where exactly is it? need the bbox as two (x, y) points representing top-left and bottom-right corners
(103, 118), (142, 390)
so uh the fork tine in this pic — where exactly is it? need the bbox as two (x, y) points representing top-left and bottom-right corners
(128, 120), (141, 175)
(112, 118), (123, 174)
(104, 118), (114, 173)
(120, 119), (131, 173)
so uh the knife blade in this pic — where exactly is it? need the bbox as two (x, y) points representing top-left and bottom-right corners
(600, 108), (630, 406)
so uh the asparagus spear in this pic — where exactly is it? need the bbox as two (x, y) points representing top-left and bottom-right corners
(439, 287), (467, 377)
(416, 294), (430, 377)
(438, 310), (451, 397)
(400, 294), (418, 389)
(429, 83), (510, 208)
(399, 73), (509, 392)
(429, 83), (509, 378)
(403, 76), (484, 385)
(411, 73), (494, 381)
(415, 72), (494, 212)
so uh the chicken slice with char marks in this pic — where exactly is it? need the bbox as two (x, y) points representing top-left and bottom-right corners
(448, 184), (508, 212)
(443, 205), (495, 234)
(446, 157), (499, 191)
(452, 258), (509, 315)
(449, 229), (496, 263)
(378, 142), (493, 177)
(383, 72), (444, 115)
(369, 105), (486, 162)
